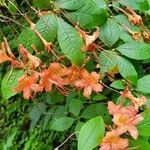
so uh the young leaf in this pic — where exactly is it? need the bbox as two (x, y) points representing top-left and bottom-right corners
(136, 75), (150, 93)
(1, 70), (23, 99)
(50, 117), (75, 131)
(35, 13), (58, 42)
(17, 28), (43, 53)
(78, 116), (105, 150)
(138, 110), (150, 136)
(57, 18), (85, 65)
(117, 56), (138, 85)
(117, 41), (150, 60)
(99, 18), (120, 47)
(70, 0), (107, 29)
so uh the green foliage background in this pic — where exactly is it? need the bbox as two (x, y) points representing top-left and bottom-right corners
(0, 0), (150, 149)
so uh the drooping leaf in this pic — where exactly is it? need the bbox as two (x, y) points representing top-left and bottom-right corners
(57, 18), (85, 65)
(138, 110), (150, 136)
(136, 75), (150, 93)
(78, 116), (105, 150)
(117, 56), (138, 85)
(1, 69), (23, 99)
(99, 18), (120, 47)
(117, 41), (150, 60)
(17, 28), (43, 53)
(70, 0), (108, 29)
(50, 117), (75, 131)
(35, 13), (58, 42)
(56, 0), (85, 10)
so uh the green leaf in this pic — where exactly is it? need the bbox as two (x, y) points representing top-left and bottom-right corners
(78, 116), (105, 150)
(32, 0), (52, 9)
(99, 51), (138, 84)
(136, 75), (150, 93)
(81, 104), (107, 119)
(99, 50), (118, 73)
(117, 56), (138, 85)
(92, 94), (107, 101)
(1, 69), (23, 99)
(99, 18), (120, 47)
(75, 121), (84, 138)
(35, 13), (57, 42)
(70, 0), (107, 29)
(29, 103), (46, 130)
(69, 99), (83, 116)
(117, 41), (150, 60)
(51, 117), (75, 131)
(110, 80), (126, 89)
(118, 0), (139, 10)
(56, 0), (85, 10)
(57, 18), (85, 65)
(119, 0), (149, 10)
(138, 110), (150, 136)
(129, 138), (150, 150)
(17, 28), (43, 53)
(139, 0), (149, 10)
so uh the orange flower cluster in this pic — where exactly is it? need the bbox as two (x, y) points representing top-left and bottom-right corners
(14, 64), (103, 99)
(100, 91), (147, 150)
(0, 37), (103, 99)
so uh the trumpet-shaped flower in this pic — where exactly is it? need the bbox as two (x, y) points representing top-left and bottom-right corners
(14, 72), (42, 99)
(19, 44), (41, 69)
(113, 113), (143, 139)
(76, 26), (99, 52)
(0, 42), (11, 64)
(100, 130), (128, 150)
(39, 63), (68, 92)
(74, 69), (103, 98)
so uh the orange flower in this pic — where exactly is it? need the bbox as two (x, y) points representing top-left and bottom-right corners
(74, 69), (103, 98)
(100, 130), (128, 150)
(126, 6), (142, 26)
(75, 26), (99, 52)
(124, 91), (147, 110)
(14, 72), (43, 99)
(19, 44), (41, 69)
(108, 101), (138, 117)
(63, 65), (82, 86)
(39, 63), (67, 92)
(0, 42), (11, 64)
(113, 113), (143, 139)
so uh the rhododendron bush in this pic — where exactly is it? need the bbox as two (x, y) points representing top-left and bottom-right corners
(0, 0), (150, 149)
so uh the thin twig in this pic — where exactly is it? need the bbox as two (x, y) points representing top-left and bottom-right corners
(54, 132), (77, 150)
